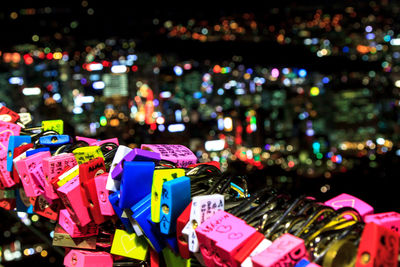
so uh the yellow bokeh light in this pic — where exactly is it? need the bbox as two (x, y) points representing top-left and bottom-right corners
(310, 87), (320, 96)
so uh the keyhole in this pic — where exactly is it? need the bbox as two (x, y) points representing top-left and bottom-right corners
(51, 136), (58, 143)
(361, 252), (370, 264)
(162, 204), (169, 214)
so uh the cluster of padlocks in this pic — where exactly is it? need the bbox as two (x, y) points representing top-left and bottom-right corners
(1, 105), (400, 267)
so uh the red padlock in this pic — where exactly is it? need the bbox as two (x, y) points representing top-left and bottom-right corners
(355, 222), (399, 267)
(177, 202), (192, 259)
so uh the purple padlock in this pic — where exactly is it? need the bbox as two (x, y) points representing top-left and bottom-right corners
(111, 148), (160, 180)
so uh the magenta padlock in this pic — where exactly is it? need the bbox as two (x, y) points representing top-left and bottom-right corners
(0, 120), (21, 151)
(75, 136), (98, 145)
(251, 233), (308, 267)
(92, 137), (119, 147)
(57, 176), (91, 227)
(0, 120), (21, 187)
(324, 193), (373, 219)
(0, 150), (15, 188)
(43, 153), (77, 200)
(59, 209), (98, 238)
(64, 249), (113, 267)
(93, 173), (114, 216)
(196, 211), (258, 267)
(43, 153), (77, 181)
(14, 151), (51, 197)
(141, 144), (197, 167)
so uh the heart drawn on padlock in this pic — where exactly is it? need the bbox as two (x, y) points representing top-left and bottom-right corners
(216, 225), (232, 233)
(121, 234), (137, 254)
(331, 199), (355, 209)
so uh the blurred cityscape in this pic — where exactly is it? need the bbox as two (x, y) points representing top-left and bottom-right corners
(1, 1), (400, 265)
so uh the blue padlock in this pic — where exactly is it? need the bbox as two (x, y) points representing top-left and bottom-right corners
(109, 191), (134, 233)
(294, 259), (311, 267)
(25, 147), (50, 157)
(7, 135), (31, 171)
(39, 135), (71, 147)
(130, 194), (165, 253)
(162, 234), (180, 254)
(15, 188), (33, 213)
(119, 161), (155, 209)
(159, 176), (191, 235)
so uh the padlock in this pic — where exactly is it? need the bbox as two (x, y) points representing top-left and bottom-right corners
(0, 120), (21, 151)
(355, 222), (399, 267)
(1, 151), (16, 188)
(79, 157), (106, 184)
(129, 194), (165, 253)
(162, 246), (190, 267)
(295, 259), (321, 267)
(25, 147), (50, 157)
(234, 233), (271, 267)
(92, 173), (115, 216)
(81, 172), (108, 224)
(0, 106), (20, 123)
(182, 194), (224, 253)
(39, 134), (71, 147)
(159, 176), (191, 234)
(52, 165), (79, 188)
(30, 195), (62, 221)
(176, 202), (192, 259)
(111, 148), (160, 181)
(43, 153), (77, 200)
(119, 161), (155, 209)
(324, 193), (373, 219)
(6, 135), (31, 171)
(58, 209), (98, 238)
(0, 188), (16, 210)
(18, 112), (32, 126)
(151, 168), (185, 223)
(109, 190), (134, 233)
(106, 145), (132, 191)
(42, 119), (64, 134)
(63, 249), (113, 267)
(15, 187), (32, 212)
(92, 137), (119, 146)
(75, 136), (98, 145)
(196, 210), (258, 267)
(12, 143), (33, 184)
(57, 176), (91, 227)
(141, 144), (197, 167)
(72, 146), (104, 165)
(43, 153), (78, 181)
(364, 212), (400, 233)
(110, 229), (149, 260)
(251, 233), (308, 267)
(14, 151), (51, 197)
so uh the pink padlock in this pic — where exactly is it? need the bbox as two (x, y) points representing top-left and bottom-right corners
(15, 151), (51, 197)
(0, 150), (15, 188)
(93, 173), (115, 216)
(43, 153), (77, 181)
(141, 144), (197, 167)
(0, 120), (21, 151)
(364, 211), (400, 233)
(196, 211), (258, 267)
(324, 193), (373, 219)
(43, 153), (78, 200)
(59, 209), (98, 238)
(92, 138), (119, 147)
(75, 136), (98, 145)
(251, 233), (308, 267)
(57, 176), (91, 227)
(63, 249), (113, 267)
